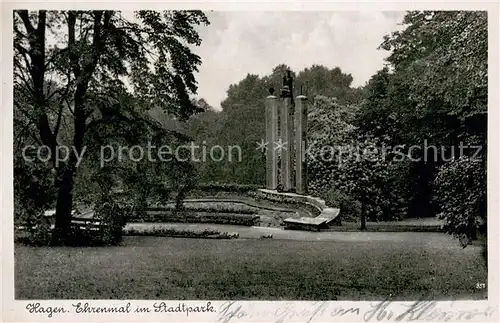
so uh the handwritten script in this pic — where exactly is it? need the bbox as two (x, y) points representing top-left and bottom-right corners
(363, 300), (495, 322)
(217, 300), (496, 323)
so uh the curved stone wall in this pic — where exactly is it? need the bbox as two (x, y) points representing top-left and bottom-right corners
(255, 189), (341, 230)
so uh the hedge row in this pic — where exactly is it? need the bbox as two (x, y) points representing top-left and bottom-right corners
(123, 227), (240, 239)
(146, 205), (256, 214)
(128, 211), (260, 226)
(15, 222), (117, 247)
(195, 183), (263, 193)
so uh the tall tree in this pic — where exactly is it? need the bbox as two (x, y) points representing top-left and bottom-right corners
(359, 11), (487, 238)
(296, 65), (363, 105)
(14, 10), (209, 244)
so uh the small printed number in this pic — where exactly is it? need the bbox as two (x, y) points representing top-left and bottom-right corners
(476, 283), (486, 289)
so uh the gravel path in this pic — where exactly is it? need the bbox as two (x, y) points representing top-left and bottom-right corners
(124, 222), (464, 249)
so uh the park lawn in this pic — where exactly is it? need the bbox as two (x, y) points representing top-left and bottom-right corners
(15, 236), (487, 300)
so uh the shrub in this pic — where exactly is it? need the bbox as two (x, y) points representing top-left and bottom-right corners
(30, 219), (52, 246)
(15, 216), (53, 246)
(434, 156), (486, 247)
(94, 198), (128, 246)
(147, 201), (258, 214)
(123, 227), (239, 239)
(324, 189), (360, 221)
(14, 155), (57, 246)
(66, 224), (103, 247)
(136, 211), (260, 226)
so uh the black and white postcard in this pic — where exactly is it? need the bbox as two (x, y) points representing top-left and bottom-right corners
(2, 1), (499, 322)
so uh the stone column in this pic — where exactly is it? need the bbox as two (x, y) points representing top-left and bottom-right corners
(265, 95), (278, 190)
(295, 95), (308, 194)
(280, 96), (293, 191)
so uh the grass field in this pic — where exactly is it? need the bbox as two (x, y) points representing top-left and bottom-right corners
(15, 235), (487, 300)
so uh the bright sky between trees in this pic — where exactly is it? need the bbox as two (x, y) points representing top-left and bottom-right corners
(192, 11), (406, 108)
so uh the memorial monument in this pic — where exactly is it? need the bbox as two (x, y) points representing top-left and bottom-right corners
(265, 70), (308, 194)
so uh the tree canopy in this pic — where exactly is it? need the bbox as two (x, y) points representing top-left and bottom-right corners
(14, 10), (209, 244)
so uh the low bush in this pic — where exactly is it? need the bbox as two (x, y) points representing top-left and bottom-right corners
(65, 224), (106, 246)
(16, 222), (107, 247)
(123, 227), (239, 239)
(93, 196), (129, 245)
(129, 211), (260, 226)
(434, 156), (486, 247)
(147, 202), (257, 214)
(14, 217), (52, 246)
(17, 195), (133, 247)
(324, 189), (360, 221)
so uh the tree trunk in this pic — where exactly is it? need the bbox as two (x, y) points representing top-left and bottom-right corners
(50, 12), (106, 244)
(51, 162), (76, 245)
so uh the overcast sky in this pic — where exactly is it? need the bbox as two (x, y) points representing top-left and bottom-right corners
(192, 11), (406, 109)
